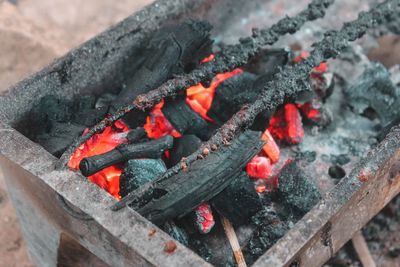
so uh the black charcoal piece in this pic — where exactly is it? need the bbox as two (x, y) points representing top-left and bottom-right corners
(162, 221), (189, 246)
(244, 207), (289, 264)
(167, 135), (202, 167)
(126, 127), (147, 143)
(206, 72), (257, 125)
(137, 130), (265, 225)
(162, 97), (216, 140)
(95, 93), (118, 109)
(188, 239), (212, 262)
(72, 107), (108, 127)
(120, 159), (166, 198)
(345, 63), (400, 125)
(211, 172), (262, 226)
(36, 122), (85, 157)
(277, 162), (321, 218)
(79, 135), (173, 177)
(110, 20), (213, 128)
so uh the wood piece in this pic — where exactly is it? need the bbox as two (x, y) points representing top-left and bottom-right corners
(79, 135), (173, 177)
(352, 231), (376, 267)
(136, 130), (265, 225)
(57, 0), (334, 169)
(220, 216), (247, 267)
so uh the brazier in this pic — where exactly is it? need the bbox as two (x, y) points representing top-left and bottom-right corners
(0, 0), (399, 266)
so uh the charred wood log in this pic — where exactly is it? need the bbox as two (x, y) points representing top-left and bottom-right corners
(111, 1), (398, 211)
(110, 20), (213, 128)
(57, 0), (334, 168)
(79, 135), (173, 177)
(135, 130), (265, 225)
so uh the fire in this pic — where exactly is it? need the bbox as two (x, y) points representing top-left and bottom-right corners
(68, 120), (129, 199)
(143, 100), (182, 139)
(194, 203), (215, 234)
(186, 54), (243, 122)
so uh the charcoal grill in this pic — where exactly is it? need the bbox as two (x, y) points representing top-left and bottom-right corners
(0, 0), (399, 266)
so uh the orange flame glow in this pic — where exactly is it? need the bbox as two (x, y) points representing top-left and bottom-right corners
(68, 120), (129, 199)
(143, 100), (182, 139)
(186, 55), (243, 122)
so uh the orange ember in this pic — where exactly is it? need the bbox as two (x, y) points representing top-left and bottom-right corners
(68, 120), (129, 199)
(186, 54), (243, 121)
(144, 100), (182, 139)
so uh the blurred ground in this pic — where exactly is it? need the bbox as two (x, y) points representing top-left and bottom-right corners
(0, 0), (151, 266)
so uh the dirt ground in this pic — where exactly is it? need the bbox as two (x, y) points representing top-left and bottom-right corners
(0, 0), (151, 266)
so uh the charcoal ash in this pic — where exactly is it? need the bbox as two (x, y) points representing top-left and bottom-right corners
(120, 159), (167, 198)
(211, 172), (263, 227)
(345, 62), (400, 126)
(166, 135), (202, 168)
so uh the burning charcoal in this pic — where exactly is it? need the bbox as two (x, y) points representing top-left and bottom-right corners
(126, 127), (147, 143)
(277, 162), (321, 218)
(162, 97), (217, 140)
(36, 122), (85, 157)
(167, 135), (202, 167)
(269, 103), (304, 145)
(194, 203), (215, 234)
(79, 135), (173, 177)
(119, 159), (167, 198)
(111, 20), (213, 128)
(246, 156), (272, 180)
(261, 129), (280, 163)
(206, 72), (257, 125)
(345, 62), (400, 125)
(244, 206), (289, 264)
(137, 130), (265, 225)
(162, 221), (189, 246)
(211, 172), (263, 226)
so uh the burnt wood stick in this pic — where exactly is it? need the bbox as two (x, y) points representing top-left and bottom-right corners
(79, 135), (173, 177)
(57, 0), (333, 169)
(136, 130), (265, 225)
(126, 127), (146, 143)
(111, 0), (398, 211)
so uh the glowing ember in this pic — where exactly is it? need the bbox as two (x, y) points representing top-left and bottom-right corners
(261, 129), (280, 163)
(194, 203), (215, 234)
(68, 120), (129, 199)
(186, 55), (243, 121)
(297, 100), (322, 123)
(268, 103), (304, 145)
(201, 54), (215, 63)
(284, 103), (304, 144)
(246, 155), (272, 179)
(144, 100), (182, 139)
